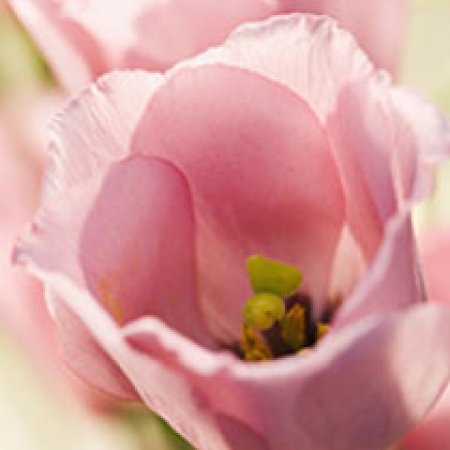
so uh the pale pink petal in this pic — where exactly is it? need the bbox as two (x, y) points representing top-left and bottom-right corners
(333, 212), (425, 329)
(132, 64), (345, 341)
(9, 0), (405, 93)
(277, 0), (408, 73)
(125, 303), (450, 450)
(32, 271), (450, 450)
(80, 155), (212, 345)
(420, 229), (450, 305)
(179, 16), (387, 259)
(49, 297), (138, 400)
(8, 0), (272, 91)
(46, 71), (163, 194)
(121, 0), (272, 71)
(15, 71), (163, 279)
(389, 88), (450, 203)
(187, 15), (450, 260)
(402, 386), (450, 450)
(401, 230), (450, 449)
(17, 153), (212, 346)
(36, 276), (235, 450)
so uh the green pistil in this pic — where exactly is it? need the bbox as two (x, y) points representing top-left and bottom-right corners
(240, 255), (330, 361)
(246, 255), (302, 298)
(243, 293), (286, 330)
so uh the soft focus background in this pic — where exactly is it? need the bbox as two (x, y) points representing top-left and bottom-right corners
(0, 0), (449, 449)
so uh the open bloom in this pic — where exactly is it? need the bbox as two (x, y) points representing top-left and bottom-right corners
(8, 0), (407, 91)
(16, 15), (450, 450)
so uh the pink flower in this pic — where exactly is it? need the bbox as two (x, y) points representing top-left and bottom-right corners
(401, 229), (450, 449)
(0, 91), (60, 379)
(0, 89), (113, 408)
(8, 0), (407, 91)
(16, 15), (450, 450)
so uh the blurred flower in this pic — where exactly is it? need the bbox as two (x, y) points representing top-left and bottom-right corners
(15, 15), (450, 450)
(8, 0), (407, 91)
(0, 88), (61, 388)
(0, 330), (155, 450)
(401, 229), (450, 450)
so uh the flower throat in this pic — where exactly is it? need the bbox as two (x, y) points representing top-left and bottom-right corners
(240, 256), (331, 361)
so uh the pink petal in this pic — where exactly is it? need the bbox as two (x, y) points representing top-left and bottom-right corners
(389, 88), (450, 203)
(15, 71), (162, 285)
(402, 387), (450, 450)
(10, 1), (405, 93)
(18, 153), (212, 346)
(125, 303), (450, 450)
(132, 64), (345, 341)
(80, 155), (212, 345)
(49, 297), (138, 400)
(333, 211), (425, 330)
(8, 0), (272, 90)
(185, 15), (450, 261)
(420, 229), (450, 305)
(400, 230), (450, 449)
(38, 276), (236, 450)
(277, 0), (408, 73)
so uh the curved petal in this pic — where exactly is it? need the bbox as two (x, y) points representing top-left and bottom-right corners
(80, 155), (212, 345)
(8, 0), (272, 90)
(122, 0), (272, 71)
(183, 15), (449, 260)
(36, 275), (236, 450)
(48, 296), (138, 400)
(125, 303), (450, 450)
(420, 229), (450, 305)
(389, 88), (450, 203)
(132, 64), (345, 341)
(277, 0), (408, 73)
(402, 385), (450, 450)
(15, 70), (163, 281)
(35, 271), (450, 450)
(17, 153), (212, 347)
(46, 70), (163, 195)
(401, 229), (450, 449)
(333, 211), (425, 330)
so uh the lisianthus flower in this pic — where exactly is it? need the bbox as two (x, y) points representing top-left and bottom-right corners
(0, 89), (118, 409)
(0, 90), (60, 381)
(401, 229), (450, 450)
(16, 15), (450, 450)
(8, 0), (407, 91)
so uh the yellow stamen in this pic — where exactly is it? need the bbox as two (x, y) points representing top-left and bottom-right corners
(280, 304), (307, 351)
(241, 324), (273, 361)
(316, 322), (330, 341)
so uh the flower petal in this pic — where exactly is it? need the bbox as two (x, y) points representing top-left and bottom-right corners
(184, 15), (450, 260)
(132, 64), (345, 341)
(126, 303), (450, 450)
(80, 155), (212, 345)
(17, 153), (212, 346)
(8, 0), (273, 90)
(333, 211), (425, 329)
(401, 385), (450, 450)
(48, 296), (138, 400)
(277, 0), (407, 73)
(420, 229), (450, 305)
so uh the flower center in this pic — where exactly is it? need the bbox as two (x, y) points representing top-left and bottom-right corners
(240, 255), (330, 362)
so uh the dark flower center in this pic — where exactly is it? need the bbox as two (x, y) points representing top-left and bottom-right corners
(238, 255), (335, 362)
